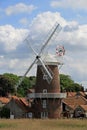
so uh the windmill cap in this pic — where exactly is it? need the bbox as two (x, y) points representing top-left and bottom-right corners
(38, 53), (64, 65)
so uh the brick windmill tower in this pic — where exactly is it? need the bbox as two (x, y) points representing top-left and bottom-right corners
(33, 52), (66, 119)
(16, 23), (66, 118)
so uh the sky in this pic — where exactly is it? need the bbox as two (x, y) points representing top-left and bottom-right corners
(0, 0), (87, 89)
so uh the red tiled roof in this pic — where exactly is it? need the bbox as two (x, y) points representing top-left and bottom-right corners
(63, 95), (87, 107)
(15, 99), (29, 112)
(11, 95), (19, 100)
(20, 98), (29, 106)
(0, 97), (10, 104)
(77, 91), (86, 97)
(11, 98), (28, 112)
(67, 104), (75, 110)
(10, 96), (30, 112)
(66, 91), (86, 98)
(79, 105), (87, 111)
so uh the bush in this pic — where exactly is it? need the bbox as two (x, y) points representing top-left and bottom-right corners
(0, 107), (10, 118)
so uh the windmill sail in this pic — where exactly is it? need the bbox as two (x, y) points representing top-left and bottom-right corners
(40, 64), (53, 84)
(39, 23), (61, 55)
(15, 22), (62, 91)
(15, 58), (37, 90)
(37, 57), (53, 83)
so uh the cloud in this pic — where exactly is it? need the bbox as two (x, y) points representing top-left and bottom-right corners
(81, 81), (87, 89)
(0, 57), (35, 76)
(64, 21), (79, 32)
(29, 12), (87, 56)
(51, 0), (87, 10)
(0, 11), (87, 89)
(5, 3), (37, 15)
(28, 11), (67, 53)
(19, 18), (29, 26)
(0, 24), (36, 75)
(61, 24), (87, 52)
(30, 11), (66, 29)
(59, 22), (87, 85)
(0, 25), (29, 52)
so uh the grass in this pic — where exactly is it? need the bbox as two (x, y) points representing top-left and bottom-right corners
(0, 118), (87, 130)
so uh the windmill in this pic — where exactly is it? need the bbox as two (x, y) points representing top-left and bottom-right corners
(15, 22), (66, 119)
(15, 22), (62, 91)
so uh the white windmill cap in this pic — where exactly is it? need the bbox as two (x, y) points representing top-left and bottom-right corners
(42, 53), (64, 65)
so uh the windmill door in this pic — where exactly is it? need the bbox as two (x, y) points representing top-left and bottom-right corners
(41, 112), (48, 119)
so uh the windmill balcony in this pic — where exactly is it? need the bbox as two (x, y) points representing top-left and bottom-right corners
(27, 93), (66, 99)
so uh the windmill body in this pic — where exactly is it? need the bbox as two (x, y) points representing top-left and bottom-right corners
(28, 54), (66, 118)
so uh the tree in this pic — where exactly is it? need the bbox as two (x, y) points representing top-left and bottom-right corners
(3, 73), (19, 84)
(70, 83), (84, 92)
(60, 74), (84, 92)
(17, 76), (36, 96)
(0, 73), (36, 97)
(0, 75), (16, 96)
(60, 74), (74, 92)
(17, 77), (31, 96)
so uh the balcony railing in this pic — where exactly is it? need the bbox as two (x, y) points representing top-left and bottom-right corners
(27, 93), (66, 99)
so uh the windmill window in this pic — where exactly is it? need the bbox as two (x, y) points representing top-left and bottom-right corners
(43, 74), (48, 80)
(42, 100), (47, 108)
(43, 89), (47, 93)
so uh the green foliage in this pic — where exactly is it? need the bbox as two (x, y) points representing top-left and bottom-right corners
(3, 73), (19, 82)
(70, 83), (84, 92)
(29, 76), (36, 87)
(0, 72), (84, 97)
(3, 73), (19, 93)
(60, 74), (74, 92)
(17, 77), (30, 96)
(0, 107), (10, 118)
(60, 74), (84, 92)
(0, 74), (16, 96)
(17, 76), (36, 96)
(0, 73), (36, 97)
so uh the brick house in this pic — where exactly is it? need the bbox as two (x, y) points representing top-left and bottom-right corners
(74, 105), (87, 118)
(62, 95), (87, 118)
(5, 96), (30, 118)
